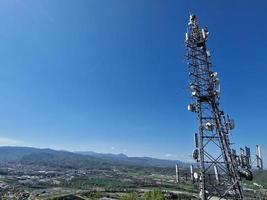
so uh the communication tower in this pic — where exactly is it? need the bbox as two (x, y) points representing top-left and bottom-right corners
(184, 14), (262, 199)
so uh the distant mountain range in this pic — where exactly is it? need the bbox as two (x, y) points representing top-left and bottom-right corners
(76, 151), (128, 159)
(0, 146), (187, 169)
(75, 150), (186, 167)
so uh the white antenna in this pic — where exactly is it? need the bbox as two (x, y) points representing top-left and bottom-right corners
(214, 165), (219, 184)
(256, 145), (263, 170)
(175, 164), (180, 183)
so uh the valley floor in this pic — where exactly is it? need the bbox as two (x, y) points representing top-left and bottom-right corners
(0, 163), (266, 199)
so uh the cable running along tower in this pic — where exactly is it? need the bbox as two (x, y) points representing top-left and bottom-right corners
(185, 14), (250, 200)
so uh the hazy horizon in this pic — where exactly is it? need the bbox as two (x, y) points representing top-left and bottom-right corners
(0, 145), (187, 161)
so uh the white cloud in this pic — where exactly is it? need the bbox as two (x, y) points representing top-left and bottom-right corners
(0, 137), (21, 146)
(164, 153), (174, 157)
(111, 146), (115, 150)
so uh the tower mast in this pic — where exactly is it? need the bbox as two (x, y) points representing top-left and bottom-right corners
(185, 14), (244, 199)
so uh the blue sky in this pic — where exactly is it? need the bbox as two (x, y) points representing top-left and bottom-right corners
(0, 0), (266, 162)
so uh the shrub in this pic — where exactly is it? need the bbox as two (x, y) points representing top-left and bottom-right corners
(119, 192), (139, 200)
(144, 190), (164, 200)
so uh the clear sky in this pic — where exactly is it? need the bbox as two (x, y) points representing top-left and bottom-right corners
(0, 0), (266, 162)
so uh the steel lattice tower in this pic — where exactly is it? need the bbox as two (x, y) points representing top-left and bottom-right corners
(185, 14), (244, 199)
